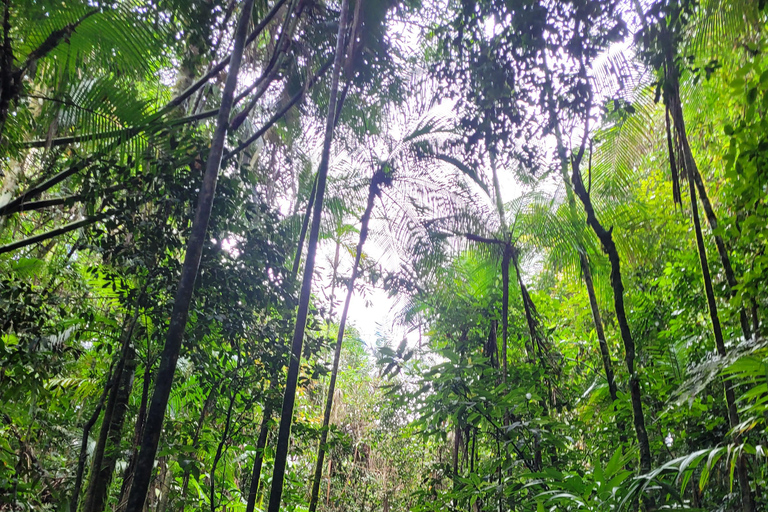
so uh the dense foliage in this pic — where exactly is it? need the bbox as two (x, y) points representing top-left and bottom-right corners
(1, 0), (768, 511)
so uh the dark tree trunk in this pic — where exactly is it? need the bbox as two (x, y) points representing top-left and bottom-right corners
(543, 50), (621, 404)
(179, 385), (217, 501)
(511, 250), (540, 364)
(544, 55), (619, 404)
(266, 0), (350, 508)
(500, 246), (511, 378)
(82, 345), (137, 512)
(308, 169), (381, 512)
(664, 53), (753, 511)
(666, 66), (753, 343)
(571, 151), (652, 475)
(116, 356), (152, 511)
(245, 404), (272, 512)
(684, 146), (753, 512)
(291, 174), (318, 277)
(71, 366), (114, 512)
(579, 252), (618, 401)
(209, 386), (236, 512)
(244, 121), (316, 512)
(123, 2), (254, 509)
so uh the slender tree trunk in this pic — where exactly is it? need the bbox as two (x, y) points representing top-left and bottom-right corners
(292, 174), (317, 278)
(543, 54), (619, 403)
(571, 152), (652, 474)
(687, 168), (753, 512)
(511, 251), (539, 362)
(155, 460), (173, 512)
(500, 246), (511, 377)
(580, 253), (619, 400)
(210, 387), (236, 512)
(244, 137), (316, 512)
(124, 2), (254, 509)
(266, 0), (350, 509)
(308, 170), (381, 512)
(245, 404), (272, 512)
(179, 385), (217, 501)
(328, 238), (341, 320)
(664, 51), (752, 343)
(71, 367), (114, 512)
(452, 424), (461, 511)
(490, 158), (510, 379)
(664, 55), (753, 510)
(117, 356), (152, 511)
(82, 345), (137, 512)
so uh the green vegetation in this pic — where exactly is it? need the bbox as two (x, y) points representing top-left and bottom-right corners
(1, 1), (768, 511)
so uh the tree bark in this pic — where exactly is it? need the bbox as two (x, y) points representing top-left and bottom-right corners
(490, 157), (511, 379)
(116, 356), (152, 511)
(123, 2), (254, 509)
(209, 386), (236, 512)
(266, 0), (351, 508)
(500, 246), (511, 377)
(571, 150), (652, 474)
(179, 385), (217, 501)
(245, 404), (272, 512)
(308, 169), (380, 512)
(664, 51), (753, 511)
(665, 62), (753, 343)
(82, 345), (137, 512)
(543, 53), (619, 403)
(70, 366), (114, 512)
(684, 142), (753, 512)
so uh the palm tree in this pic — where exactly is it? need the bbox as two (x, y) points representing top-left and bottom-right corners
(308, 165), (389, 512)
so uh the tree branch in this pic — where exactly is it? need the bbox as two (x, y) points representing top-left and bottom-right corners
(19, 9), (98, 75)
(223, 58), (333, 163)
(0, 213), (108, 255)
(464, 232), (505, 246)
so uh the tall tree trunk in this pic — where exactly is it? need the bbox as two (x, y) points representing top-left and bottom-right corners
(82, 345), (137, 512)
(155, 460), (173, 512)
(292, 174), (318, 277)
(266, 0), (350, 509)
(665, 62), (753, 343)
(571, 151), (652, 475)
(500, 246), (511, 377)
(490, 157), (510, 379)
(244, 146), (316, 512)
(664, 51), (753, 511)
(308, 169), (381, 512)
(179, 385), (217, 501)
(327, 238), (341, 320)
(71, 366), (114, 512)
(543, 54), (619, 403)
(209, 386), (236, 512)
(123, 2), (254, 509)
(687, 171), (753, 512)
(579, 252), (619, 401)
(511, 250), (540, 363)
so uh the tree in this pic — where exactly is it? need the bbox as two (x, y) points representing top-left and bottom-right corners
(123, 1), (255, 509)
(266, 0), (351, 509)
